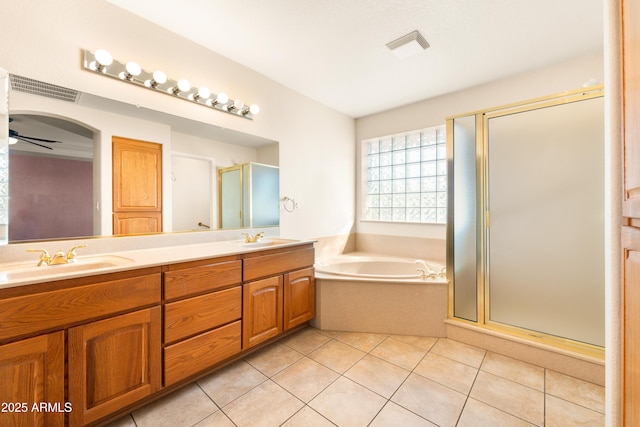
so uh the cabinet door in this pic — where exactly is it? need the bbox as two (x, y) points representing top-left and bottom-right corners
(68, 307), (161, 426)
(284, 268), (315, 331)
(243, 276), (283, 349)
(623, 226), (640, 426)
(623, 1), (640, 424)
(623, 0), (640, 218)
(0, 332), (64, 427)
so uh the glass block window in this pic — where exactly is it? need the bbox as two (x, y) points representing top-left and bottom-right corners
(363, 125), (447, 224)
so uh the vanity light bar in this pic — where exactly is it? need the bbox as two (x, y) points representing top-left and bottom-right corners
(82, 49), (259, 120)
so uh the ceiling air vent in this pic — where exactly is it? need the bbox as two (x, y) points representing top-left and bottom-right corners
(9, 74), (81, 103)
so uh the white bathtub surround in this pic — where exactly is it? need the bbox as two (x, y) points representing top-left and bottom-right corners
(316, 254), (445, 279)
(312, 253), (448, 337)
(312, 232), (446, 263)
(355, 233), (446, 263)
(312, 233), (356, 260)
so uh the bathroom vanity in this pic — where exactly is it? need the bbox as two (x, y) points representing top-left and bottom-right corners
(0, 239), (315, 427)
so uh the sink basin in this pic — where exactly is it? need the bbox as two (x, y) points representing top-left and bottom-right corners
(0, 255), (134, 283)
(232, 238), (297, 248)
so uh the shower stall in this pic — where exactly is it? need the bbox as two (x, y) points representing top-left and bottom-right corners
(446, 86), (605, 352)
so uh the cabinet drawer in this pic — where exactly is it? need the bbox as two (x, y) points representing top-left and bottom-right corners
(164, 260), (242, 300)
(0, 274), (161, 342)
(164, 320), (241, 386)
(164, 286), (241, 344)
(243, 247), (314, 282)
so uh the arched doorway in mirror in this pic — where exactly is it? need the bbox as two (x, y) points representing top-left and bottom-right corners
(8, 114), (95, 241)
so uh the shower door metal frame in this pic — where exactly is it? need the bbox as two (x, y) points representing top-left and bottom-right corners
(447, 85), (605, 357)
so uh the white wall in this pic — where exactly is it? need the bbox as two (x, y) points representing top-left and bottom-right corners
(0, 0), (355, 241)
(355, 52), (604, 239)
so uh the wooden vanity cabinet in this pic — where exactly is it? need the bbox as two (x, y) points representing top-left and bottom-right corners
(0, 269), (162, 427)
(0, 331), (65, 427)
(68, 307), (161, 426)
(242, 245), (315, 349)
(0, 243), (315, 426)
(162, 257), (243, 386)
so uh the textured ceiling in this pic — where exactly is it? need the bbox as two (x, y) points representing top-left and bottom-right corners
(109, 1), (603, 118)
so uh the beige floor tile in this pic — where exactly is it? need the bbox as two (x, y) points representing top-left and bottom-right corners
(389, 334), (438, 351)
(470, 371), (544, 427)
(309, 376), (387, 427)
(391, 373), (466, 427)
(344, 354), (410, 398)
(309, 339), (366, 373)
(545, 370), (605, 414)
(282, 327), (332, 354)
(370, 337), (427, 370)
(132, 383), (218, 427)
(481, 352), (544, 391)
(103, 414), (136, 427)
(243, 342), (304, 377)
(193, 410), (236, 427)
(430, 338), (486, 368)
(198, 360), (268, 407)
(222, 380), (304, 427)
(335, 331), (388, 352)
(370, 402), (437, 427)
(545, 395), (605, 427)
(281, 406), (335, 427)
(414, 352), (478, 394)
(273, 357), (339, 402)
(457, 398), (536, 427)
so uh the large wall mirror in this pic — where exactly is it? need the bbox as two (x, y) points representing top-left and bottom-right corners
(6, 75), (279, 243)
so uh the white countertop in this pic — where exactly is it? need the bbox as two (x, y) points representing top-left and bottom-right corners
(0, 238), (314, 290)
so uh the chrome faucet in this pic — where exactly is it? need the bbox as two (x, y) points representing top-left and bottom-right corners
(415, 260), (437, 279)
(242, 232), (264, 243)
(415, 260), (447, 279)
(27, 245), (87, 266)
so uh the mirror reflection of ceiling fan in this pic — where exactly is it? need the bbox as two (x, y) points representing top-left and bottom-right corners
(8, 118), (63, 150)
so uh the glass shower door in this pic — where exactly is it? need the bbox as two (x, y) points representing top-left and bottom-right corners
(486, 97), (605, 347)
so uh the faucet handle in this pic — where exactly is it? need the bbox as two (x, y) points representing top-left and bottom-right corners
(66, 245), (87, 262)
(242, 232), (253, 243)
(27, 249), (51, 266)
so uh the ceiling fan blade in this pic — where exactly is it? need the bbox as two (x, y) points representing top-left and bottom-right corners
(19, 135), (62, 143)
(17, 136), (53, 150)
(9, 130), (62, 144)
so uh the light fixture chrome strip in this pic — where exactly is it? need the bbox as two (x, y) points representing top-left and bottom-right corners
(82, 49), (259, 120)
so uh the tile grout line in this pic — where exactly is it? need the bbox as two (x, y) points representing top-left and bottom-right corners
(453, 348), (487, 426)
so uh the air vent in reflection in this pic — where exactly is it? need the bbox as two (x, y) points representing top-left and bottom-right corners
(9, 74), (81, 103)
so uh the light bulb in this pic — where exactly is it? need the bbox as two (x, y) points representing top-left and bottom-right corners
(125, 61), (141, 76)
(94, 49), (113, 66)
(197, 87), (210, 99)
(177, 79), (191, 92)
(233, 99), (244, 110)
(145, 70), (167, 88)
(153, 70), (167, 84)
(249, 104), (260, 115)
(119, 62), (142, 80)
(216, 92), (229, 104)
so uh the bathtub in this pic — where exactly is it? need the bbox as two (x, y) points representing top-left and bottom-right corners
(315, 253), (446, 281)
(312, 253), (448, 336)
